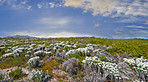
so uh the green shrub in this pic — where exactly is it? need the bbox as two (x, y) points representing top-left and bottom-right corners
(0, 57), (27, 69)
(64, 54), (85, 61)
(0, 48), (7, 57)
(10, 59), (19, 65)
(100, 56), (111, 62)
(9, 68), (23, 80)
(0, 74), (3, 80)
(20, 50), (28, 57)
(54, 57), (64, 63)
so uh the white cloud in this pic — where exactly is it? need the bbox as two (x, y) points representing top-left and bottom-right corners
(49, 2), (55, 8)
(21, 1), (27, 5)
(27, 5), (31, 10)
(64, 0), (116, 16)
(39, 17), (70, 26)
(0, 0), (32, 9)
(1, 0), (148, 17)
(37, 17), (82, 28)
(8, 31), (93, 38)
(115, 16), (138, 23)
(37, 4), (42, 8)
(126, 25), (146, 29)
(115, 0), (148, 16)
(63, 0), (148, 17)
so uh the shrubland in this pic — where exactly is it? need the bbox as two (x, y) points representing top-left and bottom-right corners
(0, 37), (147, 81)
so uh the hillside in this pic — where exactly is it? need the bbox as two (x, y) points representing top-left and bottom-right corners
(0, 38), (148, 81)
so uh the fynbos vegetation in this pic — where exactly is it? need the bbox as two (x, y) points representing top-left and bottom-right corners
(0, 37), (147, 82)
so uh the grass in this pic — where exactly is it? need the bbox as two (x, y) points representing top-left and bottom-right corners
(42, 60), (59, 75)
(64, 53), (86, 61)
(54, 57), (64, 63)
(0, 57), (27, 69)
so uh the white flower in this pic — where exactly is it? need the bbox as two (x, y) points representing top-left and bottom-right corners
(92, 56), (98, 61)
(82, 60), (86, 63)
(124, 57), (148, 73)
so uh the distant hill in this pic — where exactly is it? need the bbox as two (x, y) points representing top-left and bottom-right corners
(5, 35), (37, 39)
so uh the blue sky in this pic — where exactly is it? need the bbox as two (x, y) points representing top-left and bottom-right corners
(0, 0), (148, 39)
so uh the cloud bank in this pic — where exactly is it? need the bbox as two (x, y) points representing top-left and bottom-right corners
(8, 31), (93, 38)
(63, 0), (148, 17)
(1, 0), (148, 17)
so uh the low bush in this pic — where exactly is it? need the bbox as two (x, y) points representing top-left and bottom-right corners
(9, 68), (23, 80)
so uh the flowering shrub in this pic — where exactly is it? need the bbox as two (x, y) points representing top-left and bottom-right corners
(98, 62), (120, 78)
(65, 47), (91, 57)
(27, 56), (40, 67)
(82, 56), (120, 79)
(12, 48), (24, 54)
(13, 53), (20, 57)
(65, 50), (76, 56)
(2, 53), (13, 58)
(32, 69), (51, 82)
(82, 56), (100, 65)
(44, 51), (51, 56)
(123, 56), (148, 74)
(34, 51), (44, 56)
(76, 48), (90, 56)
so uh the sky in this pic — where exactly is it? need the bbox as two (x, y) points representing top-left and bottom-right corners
(0, 0), (148, 39)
